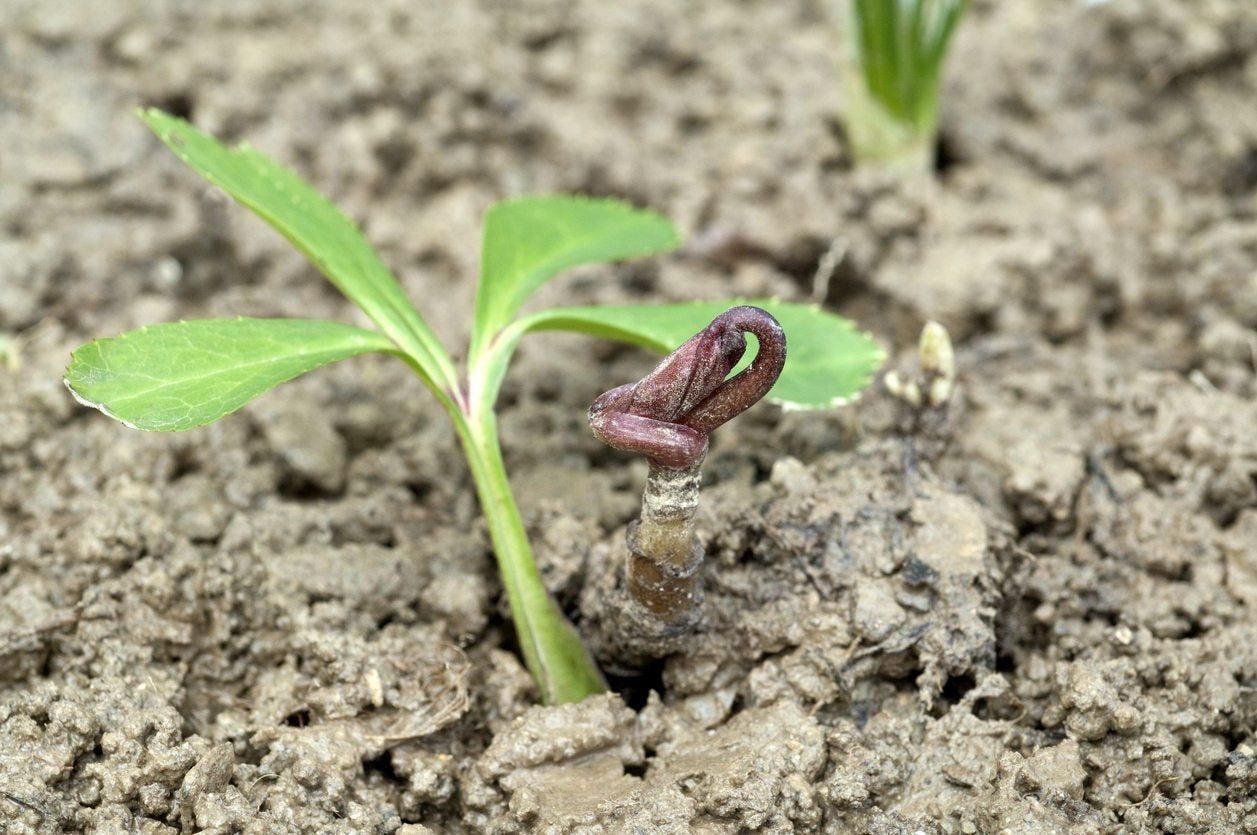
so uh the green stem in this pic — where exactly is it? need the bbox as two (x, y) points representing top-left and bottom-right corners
(452, 406), (606, 704)
(843, 82), (936, 173)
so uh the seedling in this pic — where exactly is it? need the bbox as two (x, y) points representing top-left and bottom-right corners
(589, 306), (785, 631)
(840, 0), (970, 172)
(884, 319), (955, 410)
(65, 110), (883, 704)
(885, 319), (956, 459)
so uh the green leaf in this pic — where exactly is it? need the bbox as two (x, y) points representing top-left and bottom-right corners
(137, 109), (456, 395)
(65, 319), (397, 431)
(471, 196), (680, 361)
(520, 300), (885, 409)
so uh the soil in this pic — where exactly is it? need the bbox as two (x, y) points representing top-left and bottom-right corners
(2, 0), (1256, 832)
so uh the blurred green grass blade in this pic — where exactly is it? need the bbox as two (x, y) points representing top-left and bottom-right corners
(65, 318), (397, 431)
(920, 2), (967, 128)
(521, 300), (885, 409)
(137, 109), (455, 392)
(472, 196), (680, 361)
(855, 0), (895, 116)
(906, 0), (927, 118)
(848, 0), (969, 131)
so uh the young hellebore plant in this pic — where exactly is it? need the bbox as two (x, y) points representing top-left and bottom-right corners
(65, 110), (884, 704)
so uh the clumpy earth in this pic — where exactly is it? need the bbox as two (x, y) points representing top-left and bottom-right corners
(2, 0), (1256, 832)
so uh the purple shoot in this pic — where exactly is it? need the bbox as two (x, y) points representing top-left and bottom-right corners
(588, 305), (787, 470)
(586, 306), (786, 635)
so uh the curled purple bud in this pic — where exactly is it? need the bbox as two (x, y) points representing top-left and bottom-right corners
(588, 305), (786, 469)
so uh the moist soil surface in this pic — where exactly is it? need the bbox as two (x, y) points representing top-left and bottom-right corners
(3, 1), (1257, 832)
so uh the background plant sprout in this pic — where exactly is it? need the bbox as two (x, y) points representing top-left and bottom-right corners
(841, 0), (970, 172)
(65, 110), (884, 704)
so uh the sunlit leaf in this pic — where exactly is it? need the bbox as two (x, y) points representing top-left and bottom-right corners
(65, 318), (396, 431)
(472, 196), (679, 360)
(138, 109), (454, 392)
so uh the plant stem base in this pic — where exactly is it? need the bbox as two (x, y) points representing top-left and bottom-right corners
(626, 459), (705, 622)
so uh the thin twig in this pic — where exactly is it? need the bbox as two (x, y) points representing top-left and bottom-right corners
(2, 791), (49, 820)
(810, 238), (848, 304)
(1123, 775), (1184, 809)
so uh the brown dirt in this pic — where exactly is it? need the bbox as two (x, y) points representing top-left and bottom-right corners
(2, 0), (1256, 832)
